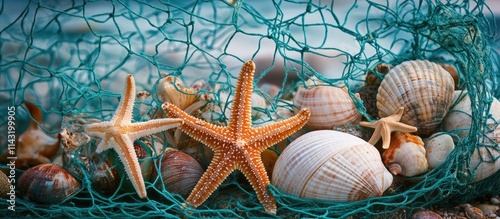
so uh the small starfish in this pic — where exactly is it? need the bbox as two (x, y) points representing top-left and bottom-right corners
(85, 74), (183, 198)
(162, 60), (310, 214)
(360, 107), (417, 149)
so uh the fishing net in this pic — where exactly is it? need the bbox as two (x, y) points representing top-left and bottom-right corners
(1, 0), (499, 218)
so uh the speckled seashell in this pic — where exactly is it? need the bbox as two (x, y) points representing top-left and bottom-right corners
(383, 132), (428, 177)
(424, 132), (455, 169)
(377, 60), (455, 136)
(470, 146), (500, 182)
(272, 130), (393, 201)
(293, 86), (361, 130)
(157, 76), (199, 110)
(461, 204), (485, 219)
(19, 163), (81, 205)
(412, 210), (443, 219)
(154, 148), (203, 198)
(0, 171), (9, 198)
(443, 91), (500, 142)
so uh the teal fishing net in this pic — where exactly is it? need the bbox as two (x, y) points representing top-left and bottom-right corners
(1, 0), (499, 218)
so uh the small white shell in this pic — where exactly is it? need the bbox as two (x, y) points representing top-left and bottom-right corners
(424, 132), (455, 169)
(443, 91), (500, 142)
(272, 130), (393, 201)
(377, 60), (455, 136)
(293, 86), (361, 130)
(382, 132), (428, 177)
(470, 146), (500, 182)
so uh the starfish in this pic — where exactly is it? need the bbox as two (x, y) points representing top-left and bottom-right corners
(85, 74), (183, 198)
(162, 60), (310, 214)
(360, 107), (418, 149)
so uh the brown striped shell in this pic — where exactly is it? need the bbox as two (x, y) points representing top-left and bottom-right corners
(377, 60), (455, 136)
(293, 86), (361, 130)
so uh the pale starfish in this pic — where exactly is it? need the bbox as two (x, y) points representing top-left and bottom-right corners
(162, 60), (310, 214)
(360, 107), (418, 149)
(85, 75), (183, 198)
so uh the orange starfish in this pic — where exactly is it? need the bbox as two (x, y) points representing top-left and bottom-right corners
(360, 107), (418, 149)
(162, 60), (310, 214)
(85, 75), (183, 198)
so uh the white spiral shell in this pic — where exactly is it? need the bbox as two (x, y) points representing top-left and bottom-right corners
(377, 60), (455, 136)
(272, 130), (393, 201)
(293, 86), (361, 130)
(382, 132), (429, 177)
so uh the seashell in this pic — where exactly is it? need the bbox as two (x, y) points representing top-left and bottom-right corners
(175, 137), (214, 169)
(0, 102), (61, 169)
(443, 91), (500, 142)
(157, 76), (200, 110)
(89, 159), (120, 195)
(377, 60), (455, 136)
(461, 204), (486, 219)
(272, 130), (393, 201)
(365, 63), (393, 86)
(412, 210), (443, 219)
(437, 63), (459, 89)
(293, 86), (361, 130)
(383, 132), (428, 177)
(473, 204), (499, 217)
(153, 148), (203, 198)
(424, 132), (455, 169)
(261, 149), (278, 181)
(18, 163), (81, 205)
(469, 146), (500, 182)
(0, 171), (10, 198)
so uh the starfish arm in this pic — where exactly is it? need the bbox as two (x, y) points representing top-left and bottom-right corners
(249, 109), (310, 152)
(380, 123), (392, 149)
(113, 134), (147, 198)
(365, 123), (382, 146)
(227, 60), (255, 135)
(239, 151), (277, 214)
(359, 120), (379, 129)
(186, 152), (237, 208)
(162, 102), (228, 150)
(391, 122), (418, 133)
(86, 123), (114, 153)
(125, 118), (183, 141)
(113, 74), (136, 124)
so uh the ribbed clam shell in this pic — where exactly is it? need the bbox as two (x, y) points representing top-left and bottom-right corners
(377, 60), (454, 136)
(154, 148), (203, 198)
(293, 86), (361, 130)
(19, 163), (81, 204)
(383, 132), (428, 177)
(272, 130), (393, 201)
(424, 132), (455, 169)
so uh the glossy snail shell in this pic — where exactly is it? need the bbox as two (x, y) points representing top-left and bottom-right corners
(383, 132), (428, 177)
(424, 132), (455, 169)
(293, 86), (361, 130)
(18, 163), (81, 205)
(377, 60), (455, 136)
(272, 130), (393, 201)
(153, 148), (203, 198)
